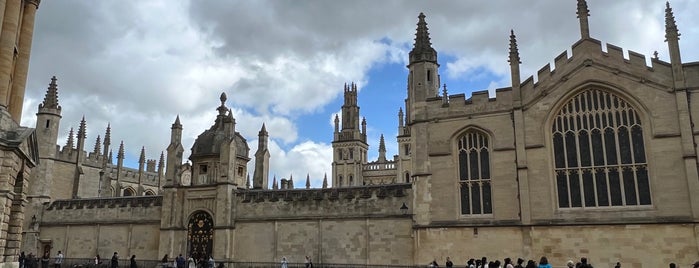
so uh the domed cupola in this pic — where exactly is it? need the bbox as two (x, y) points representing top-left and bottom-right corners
(189, 93), (250, 186)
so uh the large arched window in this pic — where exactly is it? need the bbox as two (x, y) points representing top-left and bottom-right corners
(457, 130), (492, 215)
(552, 89), (650, 208)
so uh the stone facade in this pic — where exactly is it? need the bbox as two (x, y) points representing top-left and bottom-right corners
(15, 1), (699, 268)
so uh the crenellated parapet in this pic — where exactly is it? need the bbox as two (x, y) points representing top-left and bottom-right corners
(45, 195), (162, 211)
(234, 184), (411, 220)
(519, 39), (674, 103)
(423, 87), (514, 118)
(103, 163), (160, 186)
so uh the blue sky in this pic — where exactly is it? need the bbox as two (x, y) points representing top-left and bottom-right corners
(20, 0), (699, 188)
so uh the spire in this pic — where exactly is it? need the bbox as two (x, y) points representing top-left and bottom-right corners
(289, 174), (294, 189)
(158, 151), (165, 172)
(172, 115), (182, 129)
(77, 116), (87, 139)
(102, 124), (111, 166)
(665, 1), (684, 84)
(259, 123), (268, 136)
(508, 30), (521, 65)
(665, 1), (680, 42)
(93, 135), (101, 155)
(272, 175), (278, 190)
(139, 146), (146, 164)
(305, 174), (311, 189)
(361, 117), (367, 135)
(246, 174), (251, 189)
(576, 0), (591, 39)
(322, 173), (328, 189)
(409, 13), (438, 65)
(509, 29), (522, 102)
(117, 141), (125, 161)
(66, 127), (75, 149)
(39, 76), (61, 111)
(378, 134), (387, 162)
(398, 108), (404, 129)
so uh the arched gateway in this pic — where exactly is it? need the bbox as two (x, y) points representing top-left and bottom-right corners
(187, 211), (214, 261)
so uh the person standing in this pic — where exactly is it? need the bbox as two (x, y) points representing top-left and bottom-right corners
(537, 257), (551, 268)
(281, 256), (288, 268)
(208, 255), (215, 268)
(111, 252), (119, 268)
(130, 255), (138, 268)
(19, 252), (26, 268)
(446, 257), (453, 268)
(176, 254), (185, 268)
(187, 256), (196, 268)
(40, 253), (50, 268)
(54, 251), (64, 268)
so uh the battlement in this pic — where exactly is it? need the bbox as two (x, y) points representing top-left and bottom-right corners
(424, 87), (513, 117)
(45, 195), (163, 210)
(104, 164), (161, 186)
(237, 183), (410, 203)
(519, 38), (673, 101)
(363, 161), (396, 171)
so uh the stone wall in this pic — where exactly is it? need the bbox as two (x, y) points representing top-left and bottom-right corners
(28, 196), (162, 260)
(414, 224), (699, 268)
(234, 218), (413, 265)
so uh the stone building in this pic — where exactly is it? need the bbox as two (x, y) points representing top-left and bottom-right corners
(0, 1), (41, 268)
(15, 1), (699, 267)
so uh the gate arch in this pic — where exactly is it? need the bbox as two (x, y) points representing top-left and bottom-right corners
(187, 211), (214, 262)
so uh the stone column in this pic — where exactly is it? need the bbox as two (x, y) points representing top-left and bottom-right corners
(0, 0), (21, 108)
(8, 0), (39, 122)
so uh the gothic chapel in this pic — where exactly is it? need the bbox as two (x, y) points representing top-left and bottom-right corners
(2, 1), (699, 268)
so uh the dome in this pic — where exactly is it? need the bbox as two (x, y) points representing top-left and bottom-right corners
(189, 93), (250, 160)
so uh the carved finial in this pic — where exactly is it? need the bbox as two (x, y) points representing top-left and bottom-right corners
(322, 173), (328, 189)
(259, 123), (267, 136)
(442, 84), (449, 105)
(665, 1), (680, 42)
(289, 174), (294, 189)
(272, 175), (278, 190)
(39, 76), (61, 111)
(576, 0), (591, 39)
(379, 134), (386, 153)
(104, 123), (111, 145)
(508, 29), (521, 64)
(217, 92), (228, 115)
(66, 127), (75, 149)
(78, 116), (87, 139)
(93, 135), (102, 155)
(306, 174), (311, 189)
(117, 141), (125, 160)
(653, 51), (659, 60)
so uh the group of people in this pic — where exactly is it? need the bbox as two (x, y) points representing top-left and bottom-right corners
(161, 253), (217, 268)
(428, 256), (594, 268)
(279, 255), (314, 268)
(19, 250), (64, 268)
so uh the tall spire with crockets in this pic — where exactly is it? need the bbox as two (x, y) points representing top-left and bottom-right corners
(577, 0), (591, 39)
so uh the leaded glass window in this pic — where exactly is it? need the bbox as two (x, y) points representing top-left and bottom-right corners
(552, 89), (651, 208)
(458, 130), (492, 215)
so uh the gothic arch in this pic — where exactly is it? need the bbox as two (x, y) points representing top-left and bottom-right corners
(454, 127), (493, 215)
(548, 87), (652, 208)
(122, 187), (136, 197)
(187, 210), (214, 261)
(144, 189), (156, 196)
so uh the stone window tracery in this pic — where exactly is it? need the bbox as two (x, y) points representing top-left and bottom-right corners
(457, 130), (492, 215)
(552, 89), (651, 208)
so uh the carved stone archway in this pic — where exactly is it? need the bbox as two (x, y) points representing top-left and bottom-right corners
(187, 211), (214, 262)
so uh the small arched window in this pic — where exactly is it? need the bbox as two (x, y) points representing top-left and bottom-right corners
(349, 175), (354, 186)
(123, 188), (135, 196)
(404, 172), (410, 183)
(552, 89), (650, 208)
(457, 130), (492, 215)
(338, 175), (343, 187)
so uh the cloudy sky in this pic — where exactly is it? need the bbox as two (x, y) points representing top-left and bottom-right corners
(21, 0), (698, 188)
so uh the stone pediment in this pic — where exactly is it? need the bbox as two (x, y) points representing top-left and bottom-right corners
(0, 110), (38, 167)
